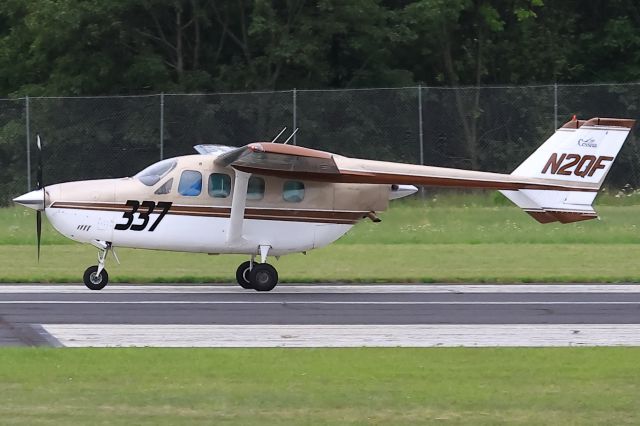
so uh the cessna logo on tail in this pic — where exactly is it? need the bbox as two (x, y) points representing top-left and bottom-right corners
(578, 138), (597, 148)
(541, 153), (614, 178)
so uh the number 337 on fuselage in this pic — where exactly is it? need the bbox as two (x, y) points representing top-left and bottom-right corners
(12, 117), (635, 291)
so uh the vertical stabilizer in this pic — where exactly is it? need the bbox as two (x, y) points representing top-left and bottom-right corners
(501, 117), (635, 223)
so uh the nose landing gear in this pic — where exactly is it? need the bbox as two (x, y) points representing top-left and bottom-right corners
(83, 241), (118, 290)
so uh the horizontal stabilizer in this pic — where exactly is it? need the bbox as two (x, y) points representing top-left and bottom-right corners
(500, 189), (598, 223)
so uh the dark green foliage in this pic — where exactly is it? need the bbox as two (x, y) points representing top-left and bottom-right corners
(0, 1), (638, 95)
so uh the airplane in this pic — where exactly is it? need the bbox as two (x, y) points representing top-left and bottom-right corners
(13, 116), (635, 291)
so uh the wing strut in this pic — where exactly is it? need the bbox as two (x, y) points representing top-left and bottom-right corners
(226, 169), (250, 244)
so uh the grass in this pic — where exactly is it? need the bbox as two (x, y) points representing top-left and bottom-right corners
(0, 347), (639, 425)
(3, 243), (640, 283)
(341, 203), (640, 245)
(3, 191), (640, 282)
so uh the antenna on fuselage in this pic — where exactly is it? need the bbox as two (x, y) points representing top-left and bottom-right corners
(283, 128), (299, 145)
(271, 127), (287, 143)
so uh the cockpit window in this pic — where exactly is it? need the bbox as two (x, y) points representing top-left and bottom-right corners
(135, 159), (177, 186)
(154, 178), (173, 195)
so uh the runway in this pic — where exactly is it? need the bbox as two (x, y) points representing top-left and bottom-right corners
(1, 284), (640, 347)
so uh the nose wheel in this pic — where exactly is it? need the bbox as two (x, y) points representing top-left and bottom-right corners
(83, 242), (116, 290)
(235, 260), (279, 291)
(83, 265), (109, 290)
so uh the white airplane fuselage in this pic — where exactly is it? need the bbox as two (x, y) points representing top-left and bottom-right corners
(32, 154), (414, 257)
(45, 196), (353, 256)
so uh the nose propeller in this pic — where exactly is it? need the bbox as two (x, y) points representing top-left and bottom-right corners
(36, 134), (44, 261)
(12, 134), (47, 261)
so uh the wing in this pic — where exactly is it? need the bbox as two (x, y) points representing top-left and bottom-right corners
(214, 142), (595, 192)
(214, 117), (634, 224)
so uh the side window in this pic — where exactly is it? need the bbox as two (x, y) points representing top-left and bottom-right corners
(283, 181), (305, 202)
(178, 170), (202, 196)
(247, 177), (265, 200)
(154, 178), (173, 195)
(209, 173), (231, 198)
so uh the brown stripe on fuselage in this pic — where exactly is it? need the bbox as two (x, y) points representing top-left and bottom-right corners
(50, 202), (363, 225)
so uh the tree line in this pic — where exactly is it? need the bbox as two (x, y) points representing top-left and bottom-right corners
(1, 1), (639, 205)
(0, 0), (638, 96)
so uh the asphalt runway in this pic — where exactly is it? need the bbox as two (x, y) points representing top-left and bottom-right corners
(1, 284), (640, 347)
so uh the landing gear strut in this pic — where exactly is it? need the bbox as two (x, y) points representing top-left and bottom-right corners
(83, 242), (117, 290)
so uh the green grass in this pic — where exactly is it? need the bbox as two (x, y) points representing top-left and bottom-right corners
(2, 206), (69, 245)
(3, 191), (640, 282)
(342, 203), (640, 245)
(1, 347), (639, 425)
(3, 243), (640, 283)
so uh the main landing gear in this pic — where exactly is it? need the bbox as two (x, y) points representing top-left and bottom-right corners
(83, 242), (118, 290)
(235, 249), (279, 292)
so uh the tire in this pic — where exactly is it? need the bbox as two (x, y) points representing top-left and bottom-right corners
(83, 265), (108, 290)
(235, 261), (253, 289)
(250, 263), (278, 292)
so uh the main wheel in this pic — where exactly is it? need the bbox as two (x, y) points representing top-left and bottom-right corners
(250, 263), (278, 292)
(235, 261), (253, 289)
(83, 265), (108, 290)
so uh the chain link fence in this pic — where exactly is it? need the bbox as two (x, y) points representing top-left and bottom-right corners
(0, 83), (638, 205)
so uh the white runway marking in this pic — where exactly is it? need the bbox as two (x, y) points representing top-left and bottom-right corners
(2, 284), (640, 293)
(3, 301), (640, 305)
(43, 324), (640, 348)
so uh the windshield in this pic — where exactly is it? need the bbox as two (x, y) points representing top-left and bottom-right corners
(135, 159), (177, 186)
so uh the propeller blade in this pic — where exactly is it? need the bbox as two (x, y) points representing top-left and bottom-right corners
(36, 210), (42, 262)
(36, 134), (43, 190)
(36, 134), (44, 262)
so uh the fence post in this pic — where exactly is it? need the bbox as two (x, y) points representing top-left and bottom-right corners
(25, 95), (31, 191)
(418, 84), (424, 166)
(553, 82), (558, 130)
(292, 88), (297, 145)
(159, 92), (165, 160)
(418, 85), (426, 199)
